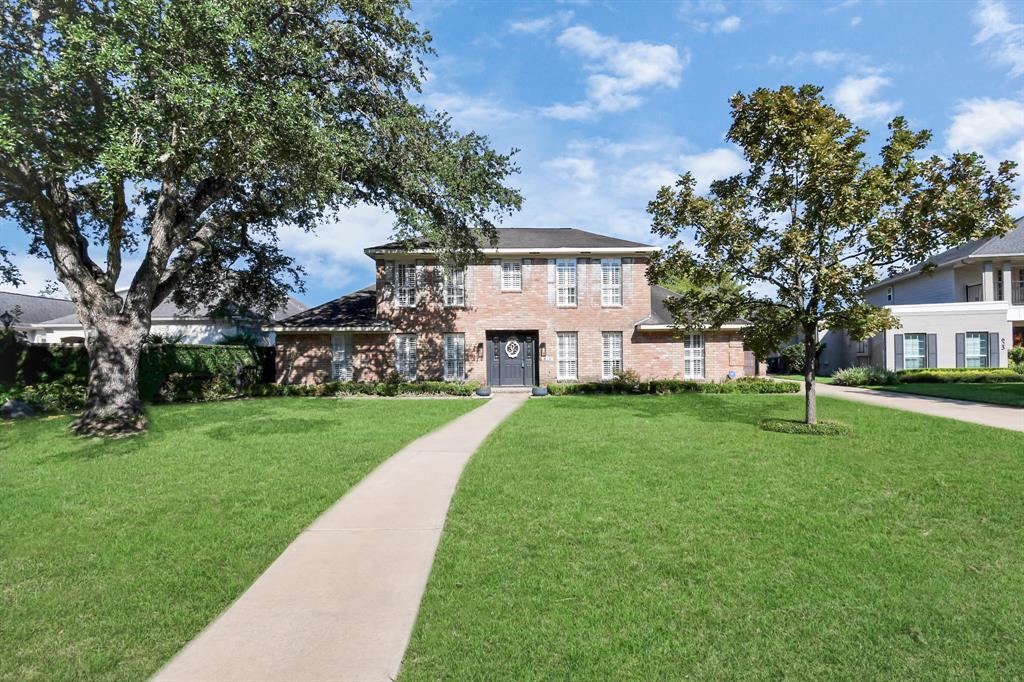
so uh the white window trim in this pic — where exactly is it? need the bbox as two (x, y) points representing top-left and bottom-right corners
(886, 286), (894, 303)
(903, 333), (927, 370)
(331, 333), (353, 381)
(395, 333), (417, 380)
(501, 259), (522, 292)
(965, 331), (989, 368)
(601, 331), (623, 380)
(601, 258), (622, 307)
(444, 333), (466, 381)
(683, 333), (704, 379)
(443, 266), (466, 307)
(556, 259), (577, 307)
(556, 331), (578, 380)
(396, 263), (417, 308)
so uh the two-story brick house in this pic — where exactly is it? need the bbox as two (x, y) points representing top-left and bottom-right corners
(270, 228), (759, 386)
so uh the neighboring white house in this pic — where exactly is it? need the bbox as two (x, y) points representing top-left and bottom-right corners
(0, 291), (77, 343)
(20, 291), (306, 346)
(820, 216), (1024, 371)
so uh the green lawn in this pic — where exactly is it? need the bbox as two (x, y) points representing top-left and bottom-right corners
(402, 395), (1024, 680)
(0, 397), (478, 682)
(871, 382), (1024, 408)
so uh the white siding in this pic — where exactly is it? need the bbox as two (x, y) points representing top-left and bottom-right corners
(881, 304), (1011, 369)
(869, 268), (957, 306)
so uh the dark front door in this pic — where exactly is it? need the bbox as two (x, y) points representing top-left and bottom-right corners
(487, 332), (536, 386)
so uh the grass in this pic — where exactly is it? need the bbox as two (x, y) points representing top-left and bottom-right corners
(870, 381), (1024, 408)
(771, 373), (834, 384)
(402, 394), (1024, 680)
(0, 397), (478, 682)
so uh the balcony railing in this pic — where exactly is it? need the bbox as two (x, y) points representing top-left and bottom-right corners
(992, 280), (1024, 305)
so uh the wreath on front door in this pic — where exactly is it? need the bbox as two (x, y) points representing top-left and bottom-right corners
(504, 338), (521, 359)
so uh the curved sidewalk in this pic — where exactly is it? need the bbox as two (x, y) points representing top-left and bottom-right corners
(154, 393), (529, 682)
(811, 382), (1024, 432)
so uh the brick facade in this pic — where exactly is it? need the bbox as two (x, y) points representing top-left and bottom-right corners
(276, 254), (761, 385)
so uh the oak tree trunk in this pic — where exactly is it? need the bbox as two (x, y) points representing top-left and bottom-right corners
(71, 317), (148, 437)
(803, 325), (818, 425)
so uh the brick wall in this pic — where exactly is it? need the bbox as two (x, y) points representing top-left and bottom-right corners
(276, 256), (763, 384)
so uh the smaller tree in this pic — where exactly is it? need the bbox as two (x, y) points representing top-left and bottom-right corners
(648, 85), (1018, 424)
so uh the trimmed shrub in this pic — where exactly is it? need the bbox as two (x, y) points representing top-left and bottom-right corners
(831, 366), (898, 386)
(547, 377), (799, 396)
(0, 376), (87, 414)
(896, 368), (1022, 384)
(139, 344), (265, 401)
(779, 341), (824, 374)
(245, 380), (480, 398)
(760, 418), (852, 437)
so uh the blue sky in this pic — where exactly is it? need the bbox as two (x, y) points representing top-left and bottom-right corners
(3, 0), (1023, 306)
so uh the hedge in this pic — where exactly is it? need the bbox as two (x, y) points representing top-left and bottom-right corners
(546, 377), (800, 396)
(246, 380), (481, 398)
(896, 368), (1023, 384)
(138, 344), (270, 401)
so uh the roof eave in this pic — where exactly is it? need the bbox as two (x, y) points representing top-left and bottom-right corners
(364, 246), (659, 257)
(636, 323), (748, 331)
(267, 325), (391, 333)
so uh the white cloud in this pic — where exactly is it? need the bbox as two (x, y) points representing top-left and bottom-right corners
(509, 11), (573, 34)
(543, 155), (599, 185)
(947, 98), (1024, 151)
(973, 0), (1024, 77)
(833, 74), (902, 121)
(850, 15), (862, 27)
(544, 26), (686, 119)
(423, 91), (520, 129)
(713, 16), (742, 33)
(678, 147), (747, 192)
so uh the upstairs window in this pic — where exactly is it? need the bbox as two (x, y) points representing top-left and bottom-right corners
(602, 331), (623, 379)
(557, 332), (578, 380)
(396, 263), (417, 308)
(444, 266), (466, 307)
(556, 259), (577, 306)
(965, 331), (989, 368)
(683, 333), (704, 379)
(444, 333), (466, 380)
(502, 260), (522, 291)
(886, 286), (893, 303)
(601, 258), (622, 306)
(395, 334), (417, 379)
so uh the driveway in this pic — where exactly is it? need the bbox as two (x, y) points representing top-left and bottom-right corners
(809, 382), (1024, 433)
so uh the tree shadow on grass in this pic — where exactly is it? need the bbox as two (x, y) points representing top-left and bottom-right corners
(549, 393), (800, 430)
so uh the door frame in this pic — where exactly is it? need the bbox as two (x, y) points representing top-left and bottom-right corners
(486, 330), (539, 387)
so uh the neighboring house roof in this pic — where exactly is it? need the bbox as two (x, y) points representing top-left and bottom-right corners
(635, 285), (750, 330)
(39, 295), (307, 326)
(868, 215), (1024, 290)
(0, 291), (76, 325)
(268, 286), (389, 332)
(365, 227), (655, 255)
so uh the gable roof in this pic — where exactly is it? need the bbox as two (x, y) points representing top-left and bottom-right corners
(0, 291), (76, 325)
(635, 285), (750, 329)
(365, 228), (654, 255)
(869, 216), (1024, 290)
(39, 295), (307, 326)
(269, 285), (388, 331)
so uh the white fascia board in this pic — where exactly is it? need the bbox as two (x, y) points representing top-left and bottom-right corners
(636, 323), (747, 331)
(267, 326), (390, 333)
(365, 246), (659, 257)
(885, 301), (1009, 314)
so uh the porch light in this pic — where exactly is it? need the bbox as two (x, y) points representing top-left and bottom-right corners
(539, 342), (546, 358)
(0, 310), (13, 330)
(476, 342), (484, 360)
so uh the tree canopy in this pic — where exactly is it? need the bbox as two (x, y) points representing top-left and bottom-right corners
(0, 0), (521, 435)
(648, 84), (1018, 424)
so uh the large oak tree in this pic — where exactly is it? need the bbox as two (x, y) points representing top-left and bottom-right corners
(648, 85), (1018, 425)
(0, 0), (521, 435)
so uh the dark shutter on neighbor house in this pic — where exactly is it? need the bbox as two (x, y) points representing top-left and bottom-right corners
(989, 332), (1000, 367)
(955, 333), (966, 368)
(926, 334), (937, 368)
(893, 334), (904, 370)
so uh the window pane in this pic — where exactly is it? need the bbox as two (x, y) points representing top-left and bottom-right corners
(557, 332), (577, 380)
(397, 264), (417, 307)
(683, 333), (704, 378)
(903, 333), (926, 369)
(557, 260), (577, 306)
(444, 333), (465, 380)
(601, 259), (622, 306)
(602, 331), (623, 379)
(396, 334), (417, 379)
(965, 332), (988, 368)
(502, 260), (522, 291)
(444, 267), (465, 306)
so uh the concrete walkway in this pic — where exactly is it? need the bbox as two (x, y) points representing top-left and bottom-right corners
(154, 393), (529, 682)
(811, 382), (1024, 432)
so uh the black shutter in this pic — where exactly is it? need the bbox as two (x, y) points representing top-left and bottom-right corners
(893, 334), (904, 370)
(926, 333), (937, 368)
(989, 332), (999, 368)
(955, 333), (966, 368)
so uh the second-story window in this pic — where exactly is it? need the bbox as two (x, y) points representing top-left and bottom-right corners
(396, 263), (417, 307)
(501, 260), (522, 291)
(444, 266), (466, 307)
(601, 258), (622, 306)
(556, 259), (577, 306)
